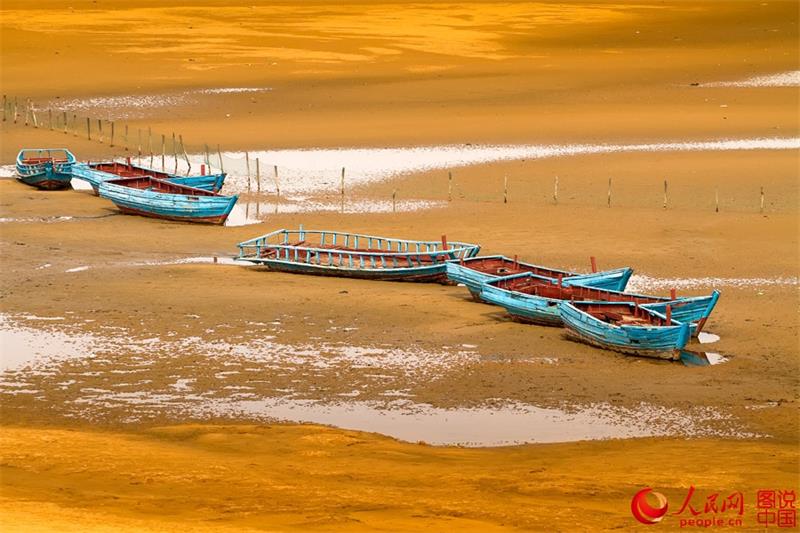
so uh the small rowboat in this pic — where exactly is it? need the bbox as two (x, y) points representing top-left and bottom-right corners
(15, 148), (76, 190)
(236, 228), (481, 282)
(559, 301), (691, 360)
(446, 255), (632, 300)
(72, 159), (225, 195)
(99, 176), (238, 225)
(480, 271), (719, 334)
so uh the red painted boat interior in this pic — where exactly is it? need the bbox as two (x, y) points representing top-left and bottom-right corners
(105, 176), (219, 196)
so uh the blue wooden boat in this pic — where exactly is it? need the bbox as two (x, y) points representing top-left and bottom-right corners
(480, 271), (719, 334)
(99, 176), (238, 225)
(72, 159), (225, 195)
(446, 255), (632, 300)
(236, 228), (481, 282)
(15, 148), (76, 190)
(560, 300), (691, 360)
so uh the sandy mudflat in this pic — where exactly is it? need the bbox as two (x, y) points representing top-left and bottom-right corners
(1, 1), (798, 531)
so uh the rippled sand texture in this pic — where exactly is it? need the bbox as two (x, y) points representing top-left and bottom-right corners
(1, 0), (798, 155)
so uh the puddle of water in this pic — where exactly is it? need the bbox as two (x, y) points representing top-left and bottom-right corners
(702, 70), (800, 88)
(0, 216), (75, 224)
(628, 274), (798, 291)
(0, 316), (98, 371)
(698, 332), (720, 344)
(154, 136), (800, 196)
(680, 350), (729, 367)
(225, 198), (445, 225)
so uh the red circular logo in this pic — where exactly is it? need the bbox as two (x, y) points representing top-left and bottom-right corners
(631, 488), (669, 525)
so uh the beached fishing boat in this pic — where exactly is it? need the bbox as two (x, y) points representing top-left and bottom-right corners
(559, 301), (691, 360)
(446, 255), (632, 299)
(236, 228), (481, 282)
(98, 176), (238, 225)
(480, 272), (719, 334)
(72, 159), (225, 195)
(15, 148), (76, 190)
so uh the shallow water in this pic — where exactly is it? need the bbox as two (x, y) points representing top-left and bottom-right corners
(702, 70), (800, 88)
(162, 136), (800, 195)
(0, 315), (755, 445)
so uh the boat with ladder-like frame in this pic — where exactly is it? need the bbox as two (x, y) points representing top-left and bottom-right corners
(236, 227), (481, 282)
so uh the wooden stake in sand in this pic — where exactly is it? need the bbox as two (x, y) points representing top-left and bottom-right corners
(124, 124), (129, 150)
(663, 179), (668, 209)
(256, 158), (261, 193)
(97, 119), (103, 142)
(341, 167), (346, 213)
(1, 95), (6, 122)
(203, 144), (210, 168)
(448, 171), (453, 202)
(273, 165), (280, 203)
(86, 117), (91, 140)
(245, 151), (252, 192)
(715, 187), (719, 213)
(503, 176), (508, 204)
(180, 135), (191, 173)
(172, 132), (178, 173)
(607, 178), (612, 208)
(161, 134), (166, 171)
(24, 99), (29, 126)
(32, 109), (39, 128)
(760, 186), (765, 214)
(553, 176), (559, 205)
(137, 129), (142, 159)
(392, 189), (397, 213)
(13, 98), (18, 124)
(110, 121), (115, 147)
(72, 114), (77, 137)
(63, 112), (68, 135)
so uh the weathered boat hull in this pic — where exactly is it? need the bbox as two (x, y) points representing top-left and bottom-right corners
(98, 179), (238, 225)
(256, 259), (451, 282)
(446, 258), (633, 300)
(560, 302), (691, 360)
(480, 273), (719, 334)
(17, 171), (73, 190)
(237, 228), (481, 283)
(72, 162), (225, 196)
(16, 149), (76, 190)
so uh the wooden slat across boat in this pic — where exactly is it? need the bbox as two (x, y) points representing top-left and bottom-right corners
(479, 271), (720, 335)
(236, 228), (481, 282)
(98, 176), (238, 225)
(446, 255), (633, 300)
(15, 148), (76, 190)
(72, 159), (226, 195)
(559, 301), (692, 360)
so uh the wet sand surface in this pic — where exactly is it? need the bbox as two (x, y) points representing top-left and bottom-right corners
(1, 0), (798, 531)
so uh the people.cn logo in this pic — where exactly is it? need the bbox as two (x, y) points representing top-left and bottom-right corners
(631, 488), (669, 525)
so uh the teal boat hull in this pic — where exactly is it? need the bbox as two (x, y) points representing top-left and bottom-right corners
(480, 272), (719, 334)
(560, 301), (691, 360)
(446, 257), (632, 300)
(99, 177), (238, 225)
(16, 148), (76, 190)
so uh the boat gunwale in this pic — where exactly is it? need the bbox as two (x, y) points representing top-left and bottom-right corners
(238, 228), (480, 260)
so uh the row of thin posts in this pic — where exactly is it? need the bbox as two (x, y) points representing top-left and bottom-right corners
(444, 170), (767, 213)
(3, 95), (214, 177)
